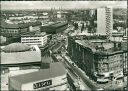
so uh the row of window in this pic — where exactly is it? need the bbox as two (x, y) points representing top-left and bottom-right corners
(22, 36), (46, 38)
(22, 41), (41, 43)
(22, 39), (40, 41)
(98, 66), (122, 73)
(109, 66), (121, 71)
(1, 30), (18, 33)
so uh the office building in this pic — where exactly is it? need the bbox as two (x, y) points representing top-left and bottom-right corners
(97, 7), (113, 39)
(21, 32), (47, 46)
(8, 62), (68, 90)
(67, 36), (128, 82)
(67, 37), (95, 78)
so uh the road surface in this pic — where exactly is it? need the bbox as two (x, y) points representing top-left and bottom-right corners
(55, 54), (93, 90)
(61, 55), (102, 90)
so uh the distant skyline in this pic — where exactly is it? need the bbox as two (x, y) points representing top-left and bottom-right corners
(1, 1), (127, 10)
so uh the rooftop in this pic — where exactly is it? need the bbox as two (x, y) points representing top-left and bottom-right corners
(0, 20), (41, 29)
(2, 43), (31, 52)
(9, 62), (66, 84)
(49, 22), (67, 28)
(41, 22), (68, 34)
(75, 40), (127, 56)
(27, 21), (42, 27)
(75, 40), (97, 52)
(21, 32), (46, 37)
(1, 44), (41, 65)
(0, 20), (29, 29)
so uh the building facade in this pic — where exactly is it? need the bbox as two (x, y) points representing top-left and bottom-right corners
(8, 62), (68, 90)
(97, 7), (113, 39)
(21, 32), (47, 46)
(67, 37), (95, 78)
(122, 42), (128, 76)
(0, 21), (29, 37)
(67, 36), (127, 82)
(1, 43), (41, 67)
(122, 28), (128, 42)
(94, 51), (125, 82)
(110, 31), (124, 42)
(28, 21), (42, 32)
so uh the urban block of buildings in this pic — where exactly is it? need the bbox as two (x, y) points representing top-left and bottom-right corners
(67, 36), (127, 83)
(0, 20), (42, 38)
(0, 20), (29, 37)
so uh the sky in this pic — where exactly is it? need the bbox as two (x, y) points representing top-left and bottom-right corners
(1, 1), (127, 10)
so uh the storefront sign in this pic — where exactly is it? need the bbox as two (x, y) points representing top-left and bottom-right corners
(33, 79), (52, 89)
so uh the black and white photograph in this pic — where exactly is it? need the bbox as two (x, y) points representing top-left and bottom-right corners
(0, 0), (127, 91)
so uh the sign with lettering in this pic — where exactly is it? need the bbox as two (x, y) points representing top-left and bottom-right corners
(33, 79), (52, 89)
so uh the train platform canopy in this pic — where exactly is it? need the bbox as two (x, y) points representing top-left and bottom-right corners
(41, 22), (68, 34)
(49, 22), (67, 28)
(9, 62), (66, 84)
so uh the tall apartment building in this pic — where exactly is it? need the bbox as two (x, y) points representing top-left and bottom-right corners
(97, 7), (113, 39)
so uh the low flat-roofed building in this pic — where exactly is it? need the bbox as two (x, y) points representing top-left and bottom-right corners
(21, 32), (47, 46)
(9, 62), (68, 90)
(1, 43), (41, 67)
